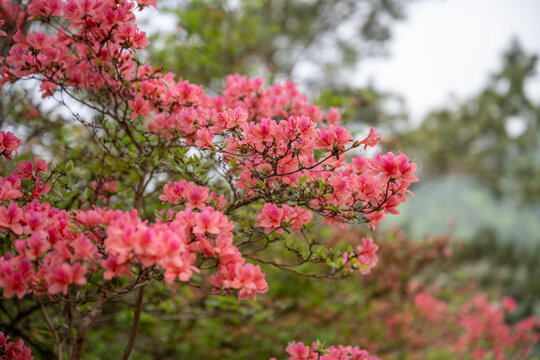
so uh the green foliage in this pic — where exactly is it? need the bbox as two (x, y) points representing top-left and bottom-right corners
(315, 86), (407, 128)
(148, 0), (412, 91)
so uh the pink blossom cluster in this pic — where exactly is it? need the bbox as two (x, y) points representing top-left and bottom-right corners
(1, 0), (156, 95)
(413, 292), (448, 321)
(0, 0), (27, 38)
(159, 180), (227, 210)
(456, 294), (540, 360)
(0, 134), (50, 203)
(0, 332), (33, 360)
(341, 237), (379, 274)
(0, 138), (266, 301)
(105, 204), (268, 300)
(272, 341), (380, 360)
(136, 72), (416, 229)
(1, 196), (121, 298)
(0, 0), (420, 306)
(255, 203), (313, 233)
(0, 197), (267, 300)
(0, 0), (418, 233)
(413, 292), (540, 359)
(0, 131), (22, 160)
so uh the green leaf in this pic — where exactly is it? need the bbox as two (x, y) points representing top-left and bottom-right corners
(63, 190), (78, 199)
(65, 160), (74, 172)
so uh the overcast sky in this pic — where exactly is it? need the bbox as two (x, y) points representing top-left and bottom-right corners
(355, 0), (540, 122)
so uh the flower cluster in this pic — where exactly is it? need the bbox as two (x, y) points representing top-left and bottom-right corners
(412, 292), (540, 360)
(255, 203), (313, 234)
(0, 131), (22, 160)
(159, 180), (226, 210)
(0, 134), (50, 204)
(1, 0), (155, 94)
(0, 0), (418, 233)
(455, 294), (540, 359)
(273, 341), (380, 360)
(0, 135), (267, 301)
(0, 332), (33, 360)
(351, 237), (379, 274)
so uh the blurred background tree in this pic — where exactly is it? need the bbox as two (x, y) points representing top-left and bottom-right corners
(145, 0), (412, 132)
(397, 40), (540, 203)
(148, 0), (412, 89)
(387, 39), (540, 328)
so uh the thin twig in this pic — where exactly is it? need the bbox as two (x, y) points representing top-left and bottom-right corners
(39, 300), (63, 360)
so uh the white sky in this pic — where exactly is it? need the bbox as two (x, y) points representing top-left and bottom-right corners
(355, 0), (540, 123)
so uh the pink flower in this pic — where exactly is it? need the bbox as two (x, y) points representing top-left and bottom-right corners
(289, 206), (313, 232)
(71, 235), (98, 262)
(212, 106), (248, 132)
(359, 128), (381, 150)
(136, 0), (158, 10)
(18, 233), (51, 261)
(159, 180), (191, 204)
(222, 263), (268, 300)
(185, 185), (209, 209)
(285, 342), (317, 360)
(27, 0), (63, 17)
(128, 95), (151, 119)
(315, 126), (335, 149)
(246, 118), (277, 144)
(0, 331), (33, 360)
(256, 203), (284, 233)
(46, 262), (88, 295)
(0, 131), (22, 160)
(370, 152), (418, 185)
(34, 158), (48, 174)
(0, 177), (23, 202)
(355, 237), (379, 274)
(194, 128), (215, 149)
(0, 203), (24, 235)
(0, 254), (33, 299)
(12, 160), (34, 179)
(502, 296), (517, 314)
(333, 126), (353, 148)
(193, 207), (221, 235)
(326, 107), (341, 125)
(101, 255), (133, 280)
(102, 180), (118, 193)
(29, 177), (51, 199)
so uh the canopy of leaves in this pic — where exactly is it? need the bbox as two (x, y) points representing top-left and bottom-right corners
(148, 0), (412, 91)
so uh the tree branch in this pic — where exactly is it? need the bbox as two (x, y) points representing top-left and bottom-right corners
(39, 300), (63, 360)
(121, 282), (147, 360)
(70, 297), (108, 360)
